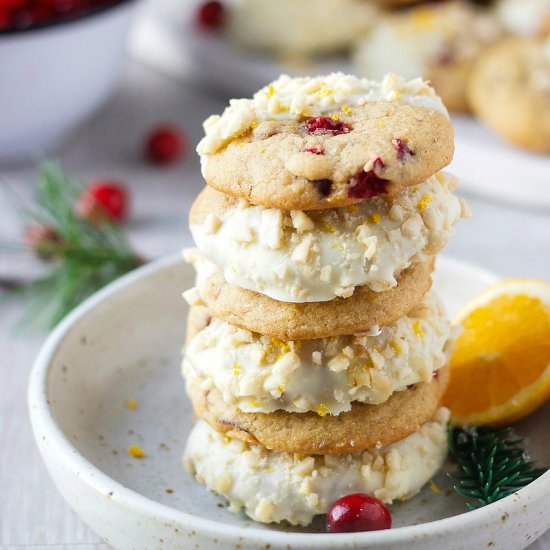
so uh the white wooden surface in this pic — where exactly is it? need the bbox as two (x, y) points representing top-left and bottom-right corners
(0, 59), (549, 549)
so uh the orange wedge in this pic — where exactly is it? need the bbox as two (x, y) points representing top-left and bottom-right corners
(442, 278), (550, 426)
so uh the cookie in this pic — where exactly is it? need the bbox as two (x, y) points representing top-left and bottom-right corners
(189, 173), (466, 303)
(186, 365), (449, 455)
(190, 258), (434, 340)
(184, 292), (451, 414)
(183, 409), (449, 525)
(468, 37), (550, 153)
(353, 2), (502, 112)
(196, 73), (453, 210)
(496, 0), (550, 38)
(227, 0), (378, 56)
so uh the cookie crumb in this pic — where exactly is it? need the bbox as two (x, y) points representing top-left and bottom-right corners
(128, 445), (145, 459)
(429, 479), (442, 494)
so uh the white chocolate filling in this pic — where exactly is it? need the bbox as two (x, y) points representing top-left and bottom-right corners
(197, 72), (448, 156)
(183, 409), (450, 526)
(189, 173), (467, 303)
(183, 293), (451, 415)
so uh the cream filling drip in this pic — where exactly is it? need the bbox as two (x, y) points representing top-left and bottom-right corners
(183, 409), (450, 526)
(183, 293), (451, 415)
(189, 173), (467, 303)
(197, 72), (448, 155)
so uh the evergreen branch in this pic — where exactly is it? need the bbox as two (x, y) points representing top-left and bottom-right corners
(447, 425), (547, 510)
(5, 161), (143, 331)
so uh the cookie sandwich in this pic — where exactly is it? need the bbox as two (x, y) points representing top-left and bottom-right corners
(182, 72), (470, 526)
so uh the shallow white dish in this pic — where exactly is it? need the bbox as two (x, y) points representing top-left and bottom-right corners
(129, 0), (550, 210)
(29, 254), (550, 549)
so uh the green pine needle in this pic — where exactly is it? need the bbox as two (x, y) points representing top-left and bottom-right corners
(447, 425), (547, 510)
(8, 161), (143, 331)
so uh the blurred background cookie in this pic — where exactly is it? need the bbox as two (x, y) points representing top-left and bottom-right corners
(227, 0), (378, 56)
(468, 36), (550, 153)
(353, 1), (502, 112)
(495, 0), (550, 37)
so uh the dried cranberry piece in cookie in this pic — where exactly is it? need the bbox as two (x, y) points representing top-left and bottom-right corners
(303, 146), (325, 155)
(312, 179), (332, 197)
(347, 157), (389, 199)
(372, 157), (385, 170)
(392, 138), (414, 160)
(304, 117), (351, 136)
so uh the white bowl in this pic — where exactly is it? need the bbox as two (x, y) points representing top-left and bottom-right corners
(28, 255), (550, 549)
(0, 1), (136, 164)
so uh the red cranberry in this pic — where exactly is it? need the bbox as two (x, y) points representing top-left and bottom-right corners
(347, 170), (389, 199)
(3, 0), (27, 9)
(437, 46), (456, 66)
(312, 179), (332, 197)
(326, 493), (392, 533)
(24, 224), (60, 261)
(145, 125), (184, 165)
(0, 11), (12, 29)
(304, 117), (351, 136)
(0, 0), (120, 31)
(303, 146), (325, 155)
(52, 0), (79, 14)
(392, 138), (413, 160)
(196, 1), (224, 29)
(76, 181), (128, 223)
(13, 5), (52, 29)
(372, 156), (385, 170)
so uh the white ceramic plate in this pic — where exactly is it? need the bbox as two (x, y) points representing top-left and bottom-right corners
(129, 0), (550, 210)
(29, 255), (550, 550)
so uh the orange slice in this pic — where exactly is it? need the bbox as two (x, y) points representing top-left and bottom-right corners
(442, 278), (550, 426)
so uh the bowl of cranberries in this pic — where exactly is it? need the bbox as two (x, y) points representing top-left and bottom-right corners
(0, 0), (138, 164)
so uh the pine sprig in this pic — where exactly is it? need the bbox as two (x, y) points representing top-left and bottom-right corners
(447, 425), (547, 510)
(7, 162), (143, 330)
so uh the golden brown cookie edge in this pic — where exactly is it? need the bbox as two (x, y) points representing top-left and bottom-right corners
(197, 259), (434, 340)
(186, 366), (449, 455)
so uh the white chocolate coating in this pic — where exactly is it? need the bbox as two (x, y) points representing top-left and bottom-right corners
(190, 173), (467, 302)
(184, 293), (451, 414)
(197, 72), (448, 156)
(183, 409), (450, 526)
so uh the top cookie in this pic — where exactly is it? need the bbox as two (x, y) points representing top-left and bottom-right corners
(197, 73), (454, 210)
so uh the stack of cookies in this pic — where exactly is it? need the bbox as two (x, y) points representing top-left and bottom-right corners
(182, 72), (469, 526)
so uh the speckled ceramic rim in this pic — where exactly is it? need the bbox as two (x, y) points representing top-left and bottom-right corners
(28, 254), (550, 547)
